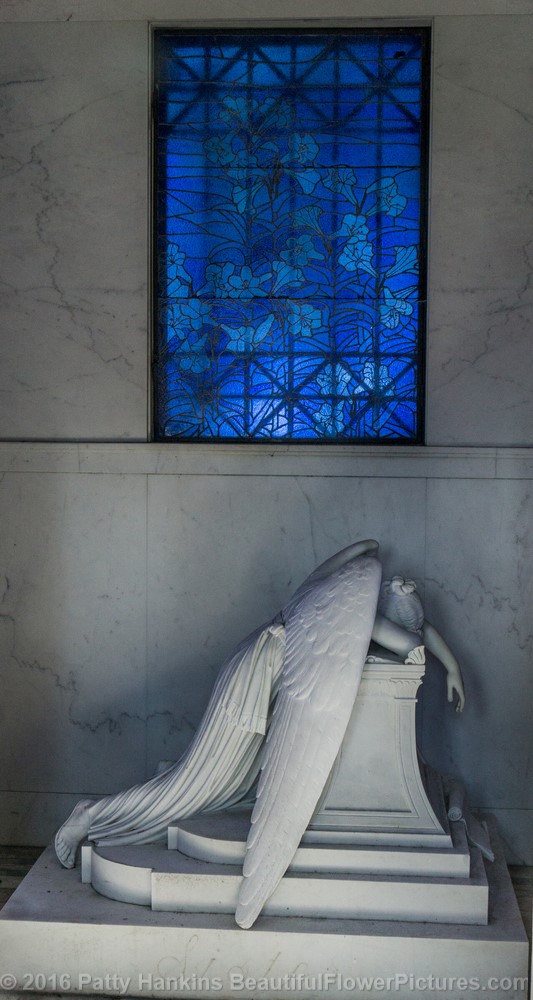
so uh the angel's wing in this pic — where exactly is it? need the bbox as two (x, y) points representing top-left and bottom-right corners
(291, 539), (379, 598)
(87, 622), (285, 847)
(235, 553), (382, 928)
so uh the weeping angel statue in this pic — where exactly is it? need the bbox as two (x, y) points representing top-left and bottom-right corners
(55, 540), (465, 928)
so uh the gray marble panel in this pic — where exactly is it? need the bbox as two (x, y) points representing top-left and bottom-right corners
(2, 0), (533, 21)
(145, 474), (426, 773)
(428, 16), (533, 445)
(427, 287), (533, 447)
(0, 473), (148, 797)
(0, 792), (88, 848)
(0, 21), (148, 440)
(421, 480), (533, 825)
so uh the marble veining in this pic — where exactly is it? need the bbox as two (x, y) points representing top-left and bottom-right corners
(427, 16), (533, 445)
(421, 479), (533, 857)
(0, 21), (148, 440)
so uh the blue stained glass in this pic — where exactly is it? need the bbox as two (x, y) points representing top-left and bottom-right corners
(154, 29), (429, 442)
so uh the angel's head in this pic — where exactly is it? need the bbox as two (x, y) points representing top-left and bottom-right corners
(387, 575), (417, 596)
(378, 575), (424, 633)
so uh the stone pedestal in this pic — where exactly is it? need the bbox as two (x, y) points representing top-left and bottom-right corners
(309, 654), (450, 844)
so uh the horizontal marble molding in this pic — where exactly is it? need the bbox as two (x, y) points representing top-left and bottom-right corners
(2, 2), (532, 22)
(0, 443), (533, 479)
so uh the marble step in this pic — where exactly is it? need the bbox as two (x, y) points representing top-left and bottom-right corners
(168, 810), (471, 878)
(82, 840), (489, 924)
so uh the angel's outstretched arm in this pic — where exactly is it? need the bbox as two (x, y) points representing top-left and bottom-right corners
(371, 614), (465, 713)
(371, 612), (420, 657)
(422, 620), (465, 712)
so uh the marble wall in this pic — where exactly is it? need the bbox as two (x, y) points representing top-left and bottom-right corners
(0, 2), (532, 863)
(0, 19), (148, 440)
(0, 444), (531, 863)
(428, 15), (533, 445)
(1, 4), (533, 444)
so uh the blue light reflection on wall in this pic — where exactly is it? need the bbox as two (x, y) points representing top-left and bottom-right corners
(153, 30), (428, 442)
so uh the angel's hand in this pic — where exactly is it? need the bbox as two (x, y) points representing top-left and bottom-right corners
(423, 621), (465, 714)
(447, 672), (465, 713)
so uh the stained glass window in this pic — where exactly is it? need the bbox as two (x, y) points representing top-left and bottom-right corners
(153, 29), (429, 442)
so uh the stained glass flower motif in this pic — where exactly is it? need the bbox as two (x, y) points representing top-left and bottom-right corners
(280, 235), (324, 266)
(287, 304), (324, 336)
(225, 266), (270, 299)
(315, 363), (353, 435)
(354, 362), (396, 397)
(204, 137), (235, 165)
(339, 239), (376, 276)
(323, 166), (359, 205)
(221, 316), (274, 353)
(379, 288), (414, 330)
(367, 177), (408, 218)
(287, 133), (320, 163)
(162, 246), (192, 298)
(154, 29), (428, 442)
(219, 96), (257, 126)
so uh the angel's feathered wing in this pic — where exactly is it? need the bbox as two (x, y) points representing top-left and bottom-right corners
(235, 553), (382, 928)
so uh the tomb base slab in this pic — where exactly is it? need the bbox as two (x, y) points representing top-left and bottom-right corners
(0, 823), (528, 1000)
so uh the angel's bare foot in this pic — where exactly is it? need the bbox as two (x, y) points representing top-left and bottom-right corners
(55, 799), (94, 868)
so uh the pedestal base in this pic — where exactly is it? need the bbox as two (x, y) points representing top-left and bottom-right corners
(82, 811), (486, 924)
(0, 823), (528, 1000)
(169, 810), (470, 876)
